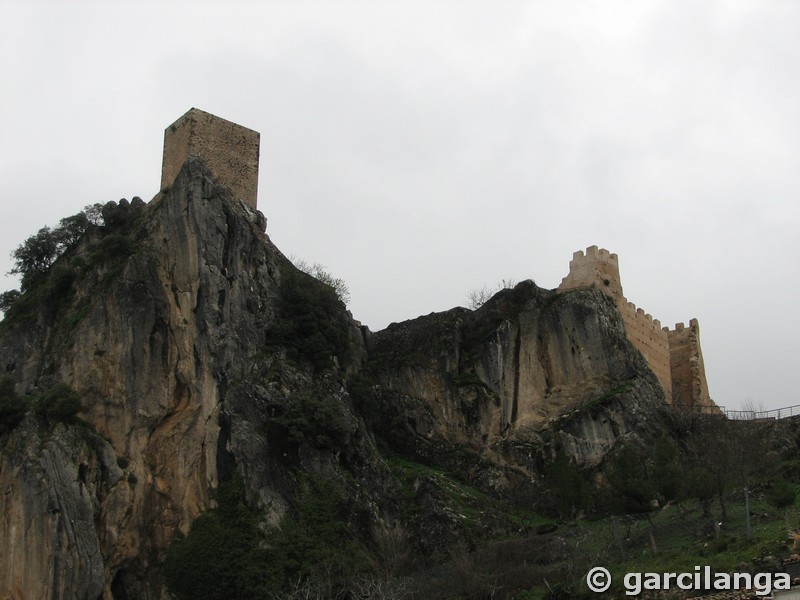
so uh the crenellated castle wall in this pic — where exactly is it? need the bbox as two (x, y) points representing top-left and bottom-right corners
(558, 246), (718, 413)
(619, 300), (672, 401)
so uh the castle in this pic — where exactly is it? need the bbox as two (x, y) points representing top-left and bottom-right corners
(158, 110), (717, 414)
(559, 246), (718, 413)
(161, 108), (261, 208)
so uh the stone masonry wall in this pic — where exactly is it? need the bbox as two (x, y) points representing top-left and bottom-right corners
(667, 319), (715, 412)
(161, 108), (260, 208)
(620, 303), (673, 402)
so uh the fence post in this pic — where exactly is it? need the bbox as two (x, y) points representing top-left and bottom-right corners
(744, 487), (752, 540)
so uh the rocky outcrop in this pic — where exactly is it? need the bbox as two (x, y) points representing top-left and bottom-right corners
(0, 157), (371, 599)
(0, 156), (671, 599)
(362, 282), (667, 473)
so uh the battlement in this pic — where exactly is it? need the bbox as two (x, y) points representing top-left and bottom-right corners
(566, 246), (620, 274)
(572, 245), (619, 263)
(161, 108), (261, 208)
(622, 299), (663, 332)
(664, 319), (700, 333)
(559, 245), (623, 299)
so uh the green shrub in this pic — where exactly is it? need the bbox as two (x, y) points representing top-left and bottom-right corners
(262, 473), (370, 591)
(164, 476), (270, 600)
(606, 443), (655, 514)
(452, 371), (487, 388)
(269, 391), (351, 451)
(44, 266), (79, 319)
(36, 383), (84, 423)
(0, 290), (21, 314)
(164, 473), (370, 600)
(543, 450), (592, 520)
(767, 478), (797, 511)
(88, 234), (137, 267)
(267, 269), (351, 371)
(48, 265), (77, 298)
(0, 377), (27, 433)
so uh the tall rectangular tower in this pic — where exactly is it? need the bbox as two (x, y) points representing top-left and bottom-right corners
(161, 108), (260, 208)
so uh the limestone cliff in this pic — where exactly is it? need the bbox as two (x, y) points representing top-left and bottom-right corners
(358, 282), (668, 482)
(0, 157), (373, 599)
(0, 419), (116, 600)
(0, 157), (672, 599)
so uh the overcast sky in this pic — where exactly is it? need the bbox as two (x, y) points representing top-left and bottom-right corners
(1, 1), (798, 412)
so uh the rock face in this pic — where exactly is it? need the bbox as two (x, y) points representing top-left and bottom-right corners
(0, 420), (116, 600)
(361, 282), (667, 477)
(0, 157), (670, 599)
(0, 157), (370, 599)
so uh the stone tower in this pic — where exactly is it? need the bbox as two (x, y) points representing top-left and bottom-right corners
(161, 108), (261, 208)
(667, 319), (712, 410)
(559, 245), (718, 413)
(559, 246), (624, 300)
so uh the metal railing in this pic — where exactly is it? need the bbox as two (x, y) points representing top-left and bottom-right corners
(724, 404), (800, 421)
(668, 403), (800, 421)
(669, 404), (726, 416)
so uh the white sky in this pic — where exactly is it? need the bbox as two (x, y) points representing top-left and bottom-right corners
(1, 1), (798, 412)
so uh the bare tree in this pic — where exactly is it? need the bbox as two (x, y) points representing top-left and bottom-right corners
(466, 278), (518, 310)
(291, 256), (351, 305)
(740, 399), (767, 420)
(466, 284), (494, 310)
(372, 523), (411, 579)
(350, 575), (415, 599)
(274, 576), (322, 600)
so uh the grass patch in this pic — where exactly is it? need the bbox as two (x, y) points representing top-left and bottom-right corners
(584, 383), (634, 408)
(386, 453), (492, 529)
(522, 493), (800, 597)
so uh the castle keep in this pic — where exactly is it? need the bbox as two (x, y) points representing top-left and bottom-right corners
(161, 108), (260, 208)
(559, 246), (718, 413)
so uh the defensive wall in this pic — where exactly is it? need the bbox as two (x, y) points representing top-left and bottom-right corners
(161, 108), (260, 209)
(558, 245), (717, 413)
